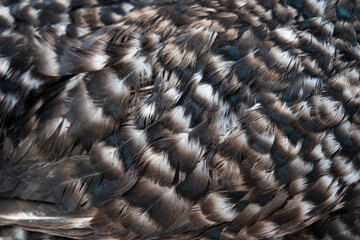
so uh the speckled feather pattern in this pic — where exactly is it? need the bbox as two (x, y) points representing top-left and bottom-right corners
(0, 0), (360, 239)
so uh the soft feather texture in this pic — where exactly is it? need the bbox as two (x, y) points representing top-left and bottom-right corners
(1, 0), (360, 239)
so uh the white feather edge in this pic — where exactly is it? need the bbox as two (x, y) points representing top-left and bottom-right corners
(0, 199), (96, 228)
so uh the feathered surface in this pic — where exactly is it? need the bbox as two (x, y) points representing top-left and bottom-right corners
(1, 0), (360, 239)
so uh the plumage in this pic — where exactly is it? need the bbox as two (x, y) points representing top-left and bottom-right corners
(1, 0), (360, 239)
